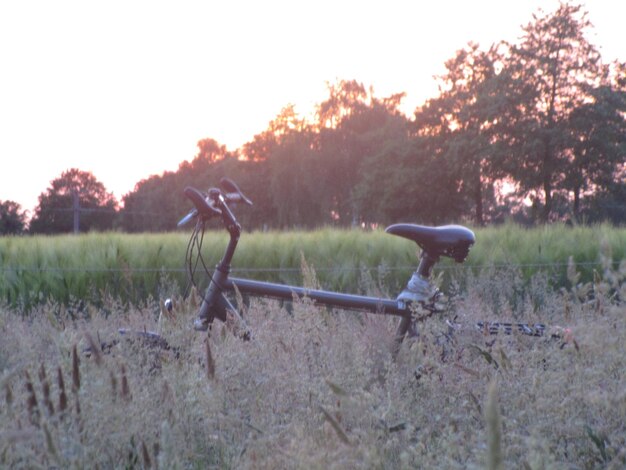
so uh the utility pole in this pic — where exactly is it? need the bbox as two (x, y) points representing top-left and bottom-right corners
(72, 190), (80, 234)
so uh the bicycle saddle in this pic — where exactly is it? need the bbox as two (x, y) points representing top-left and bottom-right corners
(385, 224), (475, 263)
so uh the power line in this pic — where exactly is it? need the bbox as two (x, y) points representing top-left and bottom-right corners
(0, 260), (619, 275)
(52, 208), (163, 215)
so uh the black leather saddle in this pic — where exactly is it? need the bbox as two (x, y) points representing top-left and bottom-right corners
(385, 224), (475, 262)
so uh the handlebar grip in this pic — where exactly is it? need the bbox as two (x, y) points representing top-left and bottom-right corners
(184, 187), (221, 218)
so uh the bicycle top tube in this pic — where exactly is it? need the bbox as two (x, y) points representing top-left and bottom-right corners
(226, 276), (408, 316)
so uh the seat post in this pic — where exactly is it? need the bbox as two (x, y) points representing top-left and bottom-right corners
(392, 250), (439, 358)
(416, 251), (438, 278)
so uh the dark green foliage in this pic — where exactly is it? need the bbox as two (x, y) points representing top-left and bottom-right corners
(29, 168), (117, 234)
(0, 200), (26, 234)
(412, 43), (508, 226)
(496, 3), (624, 223)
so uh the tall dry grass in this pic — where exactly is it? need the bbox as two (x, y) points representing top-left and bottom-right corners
(1, 255), (624, 468)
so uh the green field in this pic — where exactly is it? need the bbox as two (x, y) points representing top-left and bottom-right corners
(1, 224), (624, 310)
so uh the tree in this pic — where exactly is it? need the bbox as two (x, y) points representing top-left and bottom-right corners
(566, 80), (626, 219)
(355, 135), (464, 225)
(268, 129), (322, 228)
(0, 200), (26, 235)
(414, 42), (509, 225)
(29, 169), (118, 234)
(119, 171), (179, 232)
(316, 80), (370, 129)
(502, 2), (604, 221)
(315, 80), (410, 225)
(189, 138), (230, 165)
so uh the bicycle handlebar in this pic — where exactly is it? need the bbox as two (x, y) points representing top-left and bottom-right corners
(185, 186), (221, 213)
(178, 178), (253, 228)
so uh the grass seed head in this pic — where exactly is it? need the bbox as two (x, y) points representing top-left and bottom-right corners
(72, 345), (80, 392)
(120, 364), (131, 401)
(5, 383), (13, 407)
(24, 371), (40, 426)
(110, 370), (118, 402)
(39, 363), (54, 417)
(205, 339), (215, 380)
(57, 367), (67, 414)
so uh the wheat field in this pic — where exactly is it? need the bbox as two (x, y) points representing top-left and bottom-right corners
(1, 224), (624, 311)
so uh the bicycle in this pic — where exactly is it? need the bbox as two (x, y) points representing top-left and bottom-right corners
(173, 178), (553, 356)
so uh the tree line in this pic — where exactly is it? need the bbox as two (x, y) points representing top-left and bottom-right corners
(2, 2), (624, 235)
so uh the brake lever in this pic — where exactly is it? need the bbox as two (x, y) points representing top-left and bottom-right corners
(219, 177), (253, 205)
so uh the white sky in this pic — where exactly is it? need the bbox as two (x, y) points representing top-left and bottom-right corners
(0, 0), (623, 214)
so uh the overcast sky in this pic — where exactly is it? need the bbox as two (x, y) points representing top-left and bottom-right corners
(0, 0), (623, 214)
